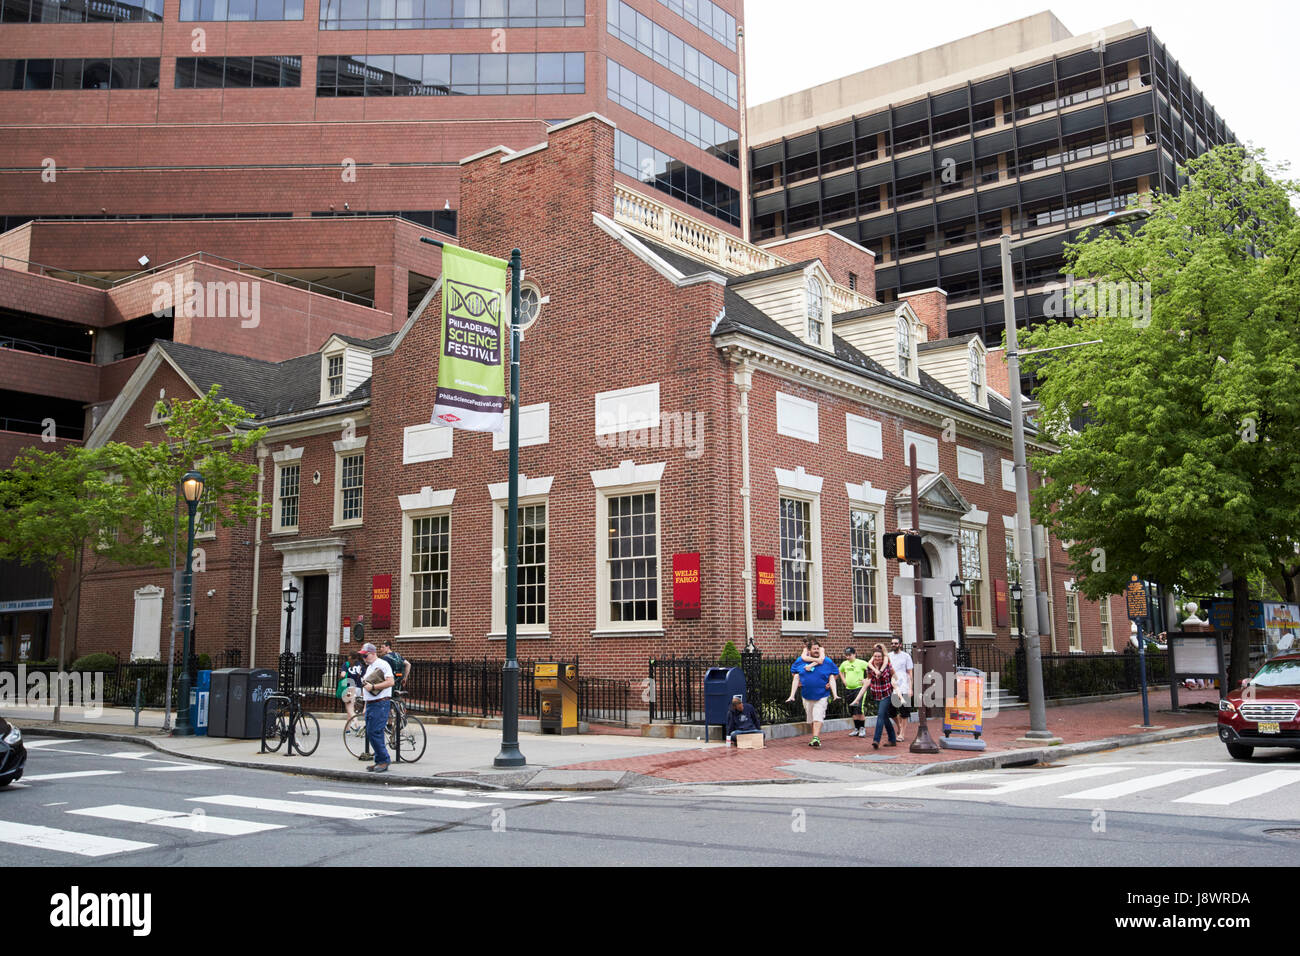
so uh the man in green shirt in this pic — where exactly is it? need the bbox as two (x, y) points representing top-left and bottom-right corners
(839, 647), (869, 738)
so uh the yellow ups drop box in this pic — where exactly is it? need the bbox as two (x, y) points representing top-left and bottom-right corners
(535, 662), (578, 734)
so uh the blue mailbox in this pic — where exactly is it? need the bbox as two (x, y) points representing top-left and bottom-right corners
(191, 669), (212, 737)
(704, 666), (747, 737)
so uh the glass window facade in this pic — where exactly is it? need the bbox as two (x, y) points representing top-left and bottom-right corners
(320, 0), (584, 30)
(340, 453), (363, 521)
(0, 58), (161, 90)
(655, 0), (734, 51)
(410, 513), (450, 630)
(850, 508), (878, 625)
(780, 497), (812, 623)
(179, 0), (303, 19)
(278, 464), (300, 529)
(960, 527), (984, 628)
(607, 492), (657, 623)
(607, 58), (737, 166)
(614, 130), (738, 226)
(503, 503), (547, 626)
(607, 0), (736, 108)
(175, 56), (302, 89)
(317, 52), (583, 96)
(0, 0), (163, 22)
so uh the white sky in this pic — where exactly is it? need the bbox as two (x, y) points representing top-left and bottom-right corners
(742, 1), (1300, 178)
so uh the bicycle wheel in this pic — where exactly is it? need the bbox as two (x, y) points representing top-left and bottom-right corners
(395, 714), (426, 763)
(343, 714), (368, 757)
(292, 711), (320, 756)
(261, 699), (288, 753)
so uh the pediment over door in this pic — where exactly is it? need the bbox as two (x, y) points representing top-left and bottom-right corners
(894, 472), (973, 538)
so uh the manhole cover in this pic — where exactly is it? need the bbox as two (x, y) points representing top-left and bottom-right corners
(1264, 828), (1300, 841)
(862, 801), (921, 810)
(937, 782), (999, 791)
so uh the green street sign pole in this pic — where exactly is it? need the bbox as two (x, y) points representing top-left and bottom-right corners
(494, 248), (526, 768)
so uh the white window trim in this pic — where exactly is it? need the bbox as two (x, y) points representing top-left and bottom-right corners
(489, 486), (552, 638)
(595, 382), (660, 437)
(492, 402), (550, 452)
(397, 487), (455, 641)
(846, 489), (889, 635)
(1065, 581), (1083, 652)
(902, 431), (939, 473)
(332, 436), (367, 529)
(1001, 458), (1017, 492)
(778, 471), (824, 633)
(969, 341), (985, 405)
(959, 523), (993, 635)
(403, 422), (453, 464)
(1099, 596), (1115, 652)
(322, 348), (346, 404)
(270, 445), (304, 536)
(592, 473), (663, 635)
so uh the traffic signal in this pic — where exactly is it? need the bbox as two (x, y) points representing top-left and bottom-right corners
(882, 531), (924, 563)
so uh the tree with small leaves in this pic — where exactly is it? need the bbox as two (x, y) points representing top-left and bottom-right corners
(1021, 144), (1300, 682)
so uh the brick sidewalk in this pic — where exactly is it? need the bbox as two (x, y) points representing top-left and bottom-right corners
(559, 689), (1221, 784)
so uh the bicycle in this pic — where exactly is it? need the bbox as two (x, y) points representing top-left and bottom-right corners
(343, 690), (426, 763)
(261, 692), (320, 756)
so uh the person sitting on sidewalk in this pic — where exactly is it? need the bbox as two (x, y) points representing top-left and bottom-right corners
(724, 695), (763, 745)
(787, 640), (840, 748)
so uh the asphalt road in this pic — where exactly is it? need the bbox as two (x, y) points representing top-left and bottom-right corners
(3, 735), (1298, 867)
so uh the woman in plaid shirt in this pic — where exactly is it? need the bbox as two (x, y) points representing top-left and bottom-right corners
(852, 647), (897, 749)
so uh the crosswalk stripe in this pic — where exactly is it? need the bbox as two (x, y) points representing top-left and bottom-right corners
(0, 820), (155, 857)
(188, 795), (400, 819)
(847, 771), (1001, 792)
(20, 770), (121, 782)
(21, 740), (74, 749)
(1173, 771), (1300, 806)
(68, 804), (285, 836)
(143, 764), (220, 772)
(1062, 768), (1225, 800)
(942, 766), (1125, 795)
(290, 789), (495, 809)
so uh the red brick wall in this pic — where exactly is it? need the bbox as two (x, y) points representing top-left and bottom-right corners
(985, 346), (1011, 398)
(0, 265), (107, 326)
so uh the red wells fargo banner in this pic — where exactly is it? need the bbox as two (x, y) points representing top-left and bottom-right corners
(756, 555), (776, 620)
(673, 552), (701, 619)
(371, 574), (392, 629)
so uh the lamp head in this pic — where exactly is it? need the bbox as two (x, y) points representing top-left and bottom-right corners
(1009, 581), (1023, 602)
(950, 576), (965, 600)
(181, 470), (205, 503)
(283, 581), (299, 607)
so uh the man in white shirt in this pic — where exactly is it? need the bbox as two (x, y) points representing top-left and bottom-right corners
(359, 642), (395, 772)
(888, 637), (914, 739)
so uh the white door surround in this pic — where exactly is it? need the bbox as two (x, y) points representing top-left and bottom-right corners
(272, 537), (346, 656)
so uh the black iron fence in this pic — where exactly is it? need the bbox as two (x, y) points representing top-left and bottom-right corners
(278, 653), (628, 727)
(0, 648), (243, 709)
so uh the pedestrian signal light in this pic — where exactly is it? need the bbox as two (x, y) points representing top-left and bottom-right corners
(882, 532), (924, 563)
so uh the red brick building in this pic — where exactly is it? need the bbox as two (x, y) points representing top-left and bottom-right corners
(71, 114), (1128, 687)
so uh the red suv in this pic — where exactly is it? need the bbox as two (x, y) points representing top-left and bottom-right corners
(1217, 653), (1300, 759)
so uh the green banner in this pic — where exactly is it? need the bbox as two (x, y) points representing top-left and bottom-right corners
(432, 244), (508, 432)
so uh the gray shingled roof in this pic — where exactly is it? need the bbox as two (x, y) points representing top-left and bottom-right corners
(725, 259), (814, 287)
(157, 339), (372, 421)
(637, 238), (736, 280)
(918, 333), (981, 352)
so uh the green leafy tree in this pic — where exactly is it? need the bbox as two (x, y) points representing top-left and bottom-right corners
(0, 443), (161, 721)
(117, 385), (266, 726)
(1021, 145), (1300, 682)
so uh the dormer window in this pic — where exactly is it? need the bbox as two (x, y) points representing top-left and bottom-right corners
(806, 275), (825, 346)
(969, 343), (984, 402)
(327, 354), (344, 399)
(897, 314), (912, 377)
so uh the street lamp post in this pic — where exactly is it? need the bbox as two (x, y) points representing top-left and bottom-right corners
(282, 581), (298, 655)
(950, 576), (967, 661)
(174, 470), (204, 737)
(997, 208), (1148, 741)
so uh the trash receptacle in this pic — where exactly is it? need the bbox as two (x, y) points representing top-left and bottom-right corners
(704, 666), (746, 740)
(222, 667), (281, 740)
(535, 662), (578, 734)
(208, 668), (238, 737)
(191, 669), (211, 737)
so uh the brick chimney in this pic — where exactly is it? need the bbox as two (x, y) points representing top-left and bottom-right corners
(899, 287), (948, 342)
(761, 231), (877, 301)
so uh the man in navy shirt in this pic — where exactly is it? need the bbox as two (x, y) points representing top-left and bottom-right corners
(724, 694), (763, 745)
(789, 639), (839, 747)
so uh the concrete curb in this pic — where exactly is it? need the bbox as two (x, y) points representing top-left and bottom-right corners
(904, 722), (1218, 776)
(21, 726), (629, 792)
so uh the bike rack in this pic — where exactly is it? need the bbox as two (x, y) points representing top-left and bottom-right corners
(260, 693), (294, 755)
